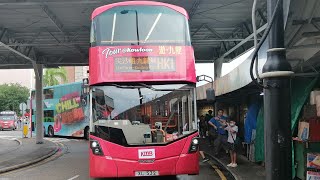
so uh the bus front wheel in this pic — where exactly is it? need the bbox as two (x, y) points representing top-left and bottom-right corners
(48, 126), (54, 137)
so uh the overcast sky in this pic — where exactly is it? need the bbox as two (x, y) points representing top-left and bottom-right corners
(195, 48), (253, 87)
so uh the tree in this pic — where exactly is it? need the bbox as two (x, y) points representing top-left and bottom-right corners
(0, 83), (30, 113)
(43, 67), (67, 86)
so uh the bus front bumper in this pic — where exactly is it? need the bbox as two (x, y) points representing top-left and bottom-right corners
(89, 152), (199, 178)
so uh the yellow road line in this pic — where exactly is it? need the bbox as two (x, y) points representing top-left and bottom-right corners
(208, 161), (227, 180)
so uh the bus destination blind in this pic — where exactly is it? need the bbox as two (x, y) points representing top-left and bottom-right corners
(114, 56), (176, 72)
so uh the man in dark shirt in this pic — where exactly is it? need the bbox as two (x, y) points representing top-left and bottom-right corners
(205, 110), (213, 132)
(199, 115), (206, 138)
(208, 109), (228, 156)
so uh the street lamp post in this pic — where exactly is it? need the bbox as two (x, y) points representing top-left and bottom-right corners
(196, 74), (214, 89)
(196, 74), (216, 112)
(260, 0), (294, 179)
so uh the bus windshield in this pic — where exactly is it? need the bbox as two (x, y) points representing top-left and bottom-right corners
(0, 116), (15, 121)
(91, 84), (196, 145)
(91, 5), (191, 46)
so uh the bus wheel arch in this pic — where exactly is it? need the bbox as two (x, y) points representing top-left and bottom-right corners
(84, 126), (89, 140)
(48, 125), (54, 137)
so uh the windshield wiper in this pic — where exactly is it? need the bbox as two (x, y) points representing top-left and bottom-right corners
(112, 83), (190, 91)
(139, 83), (190, 91)
(112, 84), (144, 89)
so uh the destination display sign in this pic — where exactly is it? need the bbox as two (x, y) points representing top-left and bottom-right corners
(0, 111), (15, 115)
(89, 45), (197, 85)
(114, 56), (176, 72)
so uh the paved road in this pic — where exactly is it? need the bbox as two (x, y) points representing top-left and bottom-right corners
(0, 130), (232, 180)
(0, 129), (24, 139)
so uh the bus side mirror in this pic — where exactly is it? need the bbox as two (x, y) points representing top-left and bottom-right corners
(206, 88), (215, 102)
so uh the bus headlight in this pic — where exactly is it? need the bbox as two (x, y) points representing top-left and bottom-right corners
(189, 138), (199, 153)
(192, 138), (199, 145)
(91, 141), (98, 148)
(90, 140), (104, 156)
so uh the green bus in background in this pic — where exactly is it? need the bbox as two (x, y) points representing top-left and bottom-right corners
(31, 80), (90, 139)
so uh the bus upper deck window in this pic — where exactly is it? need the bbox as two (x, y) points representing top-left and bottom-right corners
(44, 89), (54, 99)
(90, 21), (97, 46)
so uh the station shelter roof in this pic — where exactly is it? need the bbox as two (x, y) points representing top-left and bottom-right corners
(0, 0), (268, 68)
(0, 0), (318, 78)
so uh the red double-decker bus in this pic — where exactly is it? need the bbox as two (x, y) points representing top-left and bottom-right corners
(89, 1), (199, 178)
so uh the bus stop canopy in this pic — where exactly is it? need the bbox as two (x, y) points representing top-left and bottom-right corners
(0, 0), (319, 73)
(0, 0), (268, 69)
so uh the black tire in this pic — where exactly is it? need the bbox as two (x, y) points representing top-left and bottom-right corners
(48, 125), (54, 137)
(43, 126), (46, 137)
(84, 126), (89, 140)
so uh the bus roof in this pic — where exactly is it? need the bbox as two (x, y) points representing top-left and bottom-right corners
(31, 81), (82, 91)
(91, 1), (189, 20)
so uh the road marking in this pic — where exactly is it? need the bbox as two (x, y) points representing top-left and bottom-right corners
(208, 161), (227, 180)
(67, 175), (79, 180)
(46, 138), (70, 142)
(0, 135), (19, 141)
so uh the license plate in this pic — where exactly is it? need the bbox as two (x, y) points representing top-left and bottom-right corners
(135, 171), (159, 176)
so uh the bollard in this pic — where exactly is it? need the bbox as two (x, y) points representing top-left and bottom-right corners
(23, 119), (29, 138)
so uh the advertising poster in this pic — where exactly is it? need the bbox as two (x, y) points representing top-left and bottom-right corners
(307, 171), (320, 180)
(307, 153), (320, 170)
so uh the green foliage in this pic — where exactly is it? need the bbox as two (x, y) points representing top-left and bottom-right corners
(0, 83), (30, 113)
(43, 67), (67, 86)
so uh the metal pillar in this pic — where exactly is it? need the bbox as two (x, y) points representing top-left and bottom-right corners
(214, 102), (219, 117)
(35, 64), (44, 144)
(213, 59), (222, 117)
(261, 0), (293, 179)
(214, 58), (223, 79)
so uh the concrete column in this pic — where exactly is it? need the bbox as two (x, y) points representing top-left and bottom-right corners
(214, 58), (223, 79)
(214, 102), (219, 117)
(35, 64), (44, 144)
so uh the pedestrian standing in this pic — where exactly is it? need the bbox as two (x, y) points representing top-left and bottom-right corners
(208, 109), (228, 156)
(225, 120), (239, 168)
(199, 115), (206, 138)
(205, 110), (214, 143)
(18, 117), (22, 129)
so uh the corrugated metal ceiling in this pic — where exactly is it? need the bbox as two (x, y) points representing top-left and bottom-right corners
(0, 0), (319, 72)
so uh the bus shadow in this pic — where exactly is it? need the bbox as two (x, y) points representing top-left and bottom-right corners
(93, 176), (177, 180)
(49, 135), (86, 140)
